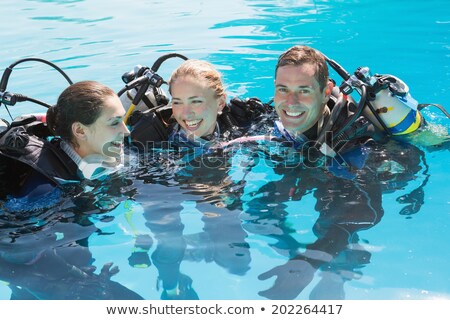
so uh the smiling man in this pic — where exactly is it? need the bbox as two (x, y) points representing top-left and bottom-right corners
(268, 45), (382, 173)
(273, 45), (332, 143)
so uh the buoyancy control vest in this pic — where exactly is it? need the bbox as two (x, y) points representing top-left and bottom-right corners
(0, 116), (80, 195)
(254, 86), (380, 177)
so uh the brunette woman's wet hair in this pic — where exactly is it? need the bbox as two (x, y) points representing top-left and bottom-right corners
(46, 80), (116, 145)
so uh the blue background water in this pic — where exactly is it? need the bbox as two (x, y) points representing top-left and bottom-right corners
(0, 0), (449, 300)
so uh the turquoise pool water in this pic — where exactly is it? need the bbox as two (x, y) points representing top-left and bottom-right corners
(0, 0), (449, 300)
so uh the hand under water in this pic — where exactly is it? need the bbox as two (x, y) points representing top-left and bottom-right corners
(258, 259), (316, 300)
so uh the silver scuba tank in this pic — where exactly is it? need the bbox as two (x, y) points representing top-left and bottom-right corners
(120, 64), (169, 113)
(357, 67), (422, 135)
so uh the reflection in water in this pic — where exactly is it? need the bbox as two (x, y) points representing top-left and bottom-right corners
(0, 139), (437, 299)
(237, 139), (428, 299)
(0, 182), (143, 299)
(249, 167), (383, 299)
(160, 138), (429, 299)
(127, 149), (252, 299)
(137, 143), (371, 300)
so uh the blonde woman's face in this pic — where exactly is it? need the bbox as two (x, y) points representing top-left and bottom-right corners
(171, 76), (225, 139)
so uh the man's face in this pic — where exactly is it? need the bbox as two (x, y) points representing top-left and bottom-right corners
(274, 64), (328, 136)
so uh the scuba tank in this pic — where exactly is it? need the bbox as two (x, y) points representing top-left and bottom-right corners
(324, 56), (449, 139)
(118, 53), (189, 124)
(308, 55), (450, 165)
(117, 53), (189, 146)
(119, 64), (169, 113)
(354, 67), (422, 136)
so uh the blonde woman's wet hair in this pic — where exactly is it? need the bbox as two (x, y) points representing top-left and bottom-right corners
(169, 59), (225, 98)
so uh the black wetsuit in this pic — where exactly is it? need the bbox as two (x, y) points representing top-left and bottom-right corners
(0, 117), (79, 198)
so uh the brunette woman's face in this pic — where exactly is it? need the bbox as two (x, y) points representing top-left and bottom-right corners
(75, 95), (129, 160)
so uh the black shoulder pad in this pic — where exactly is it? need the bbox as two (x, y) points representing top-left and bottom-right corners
(130, 110), (171, 148)
(227, 97), (273, 127)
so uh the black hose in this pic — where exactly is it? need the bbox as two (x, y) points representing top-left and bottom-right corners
(315, 84), (368, 150)
(151, 53), (188, 72)
(1, 57), (73, 90)
(0, 57), (73, 119)
(118, 53), (189, 98)
(132, 82), (150, 106)
(117, 87), (128, 97)
(323, 54), (351, 81)
(318, 54), (369, 144)
(314, 92), (346, 148)
(24, 96), (53, 109)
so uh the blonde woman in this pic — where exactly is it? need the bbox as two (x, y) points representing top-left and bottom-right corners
(129, 59), (270, 149)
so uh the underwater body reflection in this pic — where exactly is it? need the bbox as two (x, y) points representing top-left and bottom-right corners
(126, 148), (252, 300)
(244, 140), (428, 299)
(126, 137), (431, 300)
(0, 138), (439, 299)
(0, 175), (143, 299)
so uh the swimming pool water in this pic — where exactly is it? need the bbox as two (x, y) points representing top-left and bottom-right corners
(0, 0), (449, 300)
